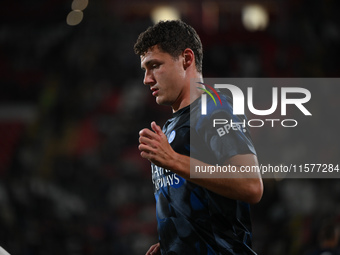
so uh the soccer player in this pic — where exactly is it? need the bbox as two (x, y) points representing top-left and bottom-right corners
(135, 20), (263, 255)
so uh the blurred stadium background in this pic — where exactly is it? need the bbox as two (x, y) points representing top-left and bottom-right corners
(0, 0), (340, 254)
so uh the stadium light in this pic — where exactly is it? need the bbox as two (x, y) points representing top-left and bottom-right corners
(72, 0), (89, 11)
(66, 10), (84, 26)
(66, 0), (89, 26)
(242, 4), (269, 31)
(151, 6), (180, 24)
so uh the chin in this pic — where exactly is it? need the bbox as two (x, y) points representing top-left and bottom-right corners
(156, 97), (171, 106)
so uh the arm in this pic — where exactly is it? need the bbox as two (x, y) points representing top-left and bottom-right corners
(139, 121), (263, 204)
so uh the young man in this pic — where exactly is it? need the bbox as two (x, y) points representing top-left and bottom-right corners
(134, 20), (263, 255)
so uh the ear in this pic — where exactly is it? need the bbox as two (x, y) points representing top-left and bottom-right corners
(182, 48), (195, 70)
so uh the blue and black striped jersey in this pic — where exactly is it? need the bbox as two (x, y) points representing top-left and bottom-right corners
(151, 94), (257, 255)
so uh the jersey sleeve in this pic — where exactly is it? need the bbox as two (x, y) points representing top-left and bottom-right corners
(196, 94), (256, 164)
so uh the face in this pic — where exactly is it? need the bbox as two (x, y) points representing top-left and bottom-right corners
(140, 45), (187, 109)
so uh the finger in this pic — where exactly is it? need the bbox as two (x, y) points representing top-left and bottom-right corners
(145, 245), (153, 255)
(151, 121), (163, 136)
(138, 144), (157, 155)
(139, 136), (157, 148)
(139, 128), (159, 140)
(145, 243), (159, 255)
(140, 151), (159, 165)
(140, 150), (149, 159)
(152, 243), (160, 254)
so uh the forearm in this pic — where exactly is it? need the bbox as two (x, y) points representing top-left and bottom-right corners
(170, 153), (263, 204)
(139, 122), (263, 204)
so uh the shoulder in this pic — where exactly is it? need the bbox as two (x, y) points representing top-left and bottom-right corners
(190, 93), (235, 128)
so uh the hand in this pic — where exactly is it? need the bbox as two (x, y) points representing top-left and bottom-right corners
(145, 242), (161, 255)
(139, 121), (176, 169)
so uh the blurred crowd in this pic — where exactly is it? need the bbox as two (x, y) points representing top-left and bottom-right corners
(0, 0), (340, 254)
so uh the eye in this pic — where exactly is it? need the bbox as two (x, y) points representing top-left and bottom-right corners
(152, 63), (160, 69)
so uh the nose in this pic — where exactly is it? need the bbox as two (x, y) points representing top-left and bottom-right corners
(143, 70), (156, 86)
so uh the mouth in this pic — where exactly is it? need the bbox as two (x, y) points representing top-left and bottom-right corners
(151, 87), (159, 97)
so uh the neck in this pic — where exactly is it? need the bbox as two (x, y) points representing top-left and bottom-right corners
(172, 72), (203, 113)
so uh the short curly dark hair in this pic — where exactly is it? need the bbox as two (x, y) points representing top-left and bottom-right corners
(134, 20), (203, 73)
